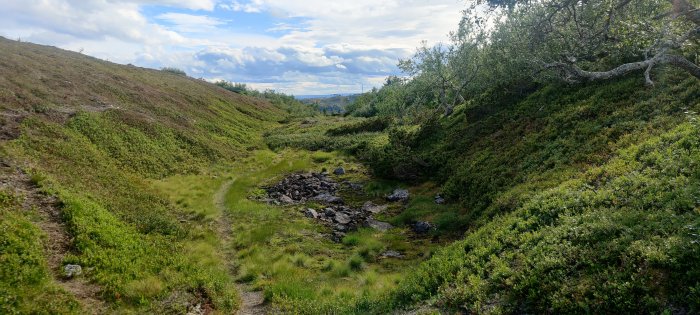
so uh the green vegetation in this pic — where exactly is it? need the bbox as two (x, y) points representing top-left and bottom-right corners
(160, 67), (187, 76)
(265, 116), (388, 153)
(0, 37), (287, 313)
(301, 94), (360, 114)
(213, 150), (437, 314)
(385, 116), (700, 313)
(0, 191), (79, 314)
(215, 80), (318, 119)
(2, 0), (700, 312)
(330, 1), (700, 311)
(271, 74), (700, 313)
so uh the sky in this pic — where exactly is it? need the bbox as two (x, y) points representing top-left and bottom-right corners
(0, 0), (466, 95)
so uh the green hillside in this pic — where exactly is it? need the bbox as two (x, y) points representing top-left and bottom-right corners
(2, 0), (700, 312)
(376, 76), (700, 313)
(0, 37), (286, 314)
(268, 74), (700, 313)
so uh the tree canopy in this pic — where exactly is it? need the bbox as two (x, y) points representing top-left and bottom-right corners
(347, 0), (699, 119)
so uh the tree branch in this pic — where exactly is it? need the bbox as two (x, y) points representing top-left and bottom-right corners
(668, 0), (700, 26)
(545, 54), (700, 85)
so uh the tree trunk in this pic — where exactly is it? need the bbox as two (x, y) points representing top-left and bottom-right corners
(546, 54), (700, 85)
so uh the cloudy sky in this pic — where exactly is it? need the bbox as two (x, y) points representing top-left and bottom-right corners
(0, 0), (466, 95)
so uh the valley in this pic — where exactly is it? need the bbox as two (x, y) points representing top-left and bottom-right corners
(151, 148), (444, 314)
(2, 0), (700, 311)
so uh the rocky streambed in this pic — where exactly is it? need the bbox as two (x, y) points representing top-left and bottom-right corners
(263, 171), (400, 242)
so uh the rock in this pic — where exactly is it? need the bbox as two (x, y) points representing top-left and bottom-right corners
(64, 264), (82, 278)
(324, 208), (336, 217)
(380, 250), (404, 259)
(331, 231), (346, 242)
(334, 212), (352, 224)
(362, 201), (387, 214)
(386, 189), (410, 202)
(347, 182), (363, 190)
(265, 172), (340, 204)
(366, 218), (393, 231)
(435, 194), (445, 204)
(312, 193), (344, 204)
(412, 221), (433, 234)
(304, 208), (318, 219)
(335, 224), (348, 232)
(279, 195), (294, 204)
(186, 303), (204, 315)
(333, 167), (345, 175)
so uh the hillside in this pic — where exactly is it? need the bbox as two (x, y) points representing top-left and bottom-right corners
(0, 38), (446, 314)
(378, 76), (700, 313)
(2, 0), (700, 311)
(267, 74), (700, 313)
(0, 37), (287, 314)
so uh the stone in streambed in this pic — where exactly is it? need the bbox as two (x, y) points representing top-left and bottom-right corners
(386, 189), (409, 202)
(303, 208), (318, 219)
(366, 218), (393, 232)
(64, 264), (82, 278)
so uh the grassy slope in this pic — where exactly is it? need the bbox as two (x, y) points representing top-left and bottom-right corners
(0, 189), (80, 314)
(222, 151), (436, 314)
(0, 37), (286, 313)
(388, 115), (700, 314)
(267, 73), (700, 313)
(374, 74), (700, 313)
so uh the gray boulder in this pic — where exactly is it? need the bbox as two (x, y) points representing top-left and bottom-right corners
(331, 231), (346, 242)
(380, 250), (404, 259)
(435, 194), (445, 204)
(335, 224), (348, 232)
(303, 208), (318, 219)
(412, 221), (434, 234)
(64, 264), (82, 278)
(362, 201), (387, 214)
(333, 167), (345, 175)
(324, 208), (336, 217)
(279, 195), (294, 204)
(366, 218), (393, 232)
(386, 189), (410, 202)
(312, 193), (344, 204)
(334, 212), (352, 225)
(347, 182), (363, 190)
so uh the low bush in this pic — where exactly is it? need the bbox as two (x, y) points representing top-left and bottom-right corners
(160, 67), (186, 76)
(379, 119), (700, 313)
(326, 117), (390, 136)
(0, 203), (79, 314)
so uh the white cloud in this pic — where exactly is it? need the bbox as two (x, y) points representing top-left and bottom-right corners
(0, 0), (466, 94)
(219, 0), (264, 13)
(118, 0), (218, 11)
(156, 13), (226, 33)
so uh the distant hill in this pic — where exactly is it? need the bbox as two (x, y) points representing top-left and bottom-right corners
(298, 94), (360, 114)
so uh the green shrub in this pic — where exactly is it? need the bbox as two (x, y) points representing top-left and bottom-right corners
(342, 235), (361, 247)
(348, 255), (365, 271)
(0, 211), (79, 314)
(326, 117), (390, 136)
(381, 120), (700, 313)
(160, 67), (186, 76)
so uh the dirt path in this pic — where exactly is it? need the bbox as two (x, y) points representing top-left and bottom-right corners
(0, 162), (106, 313)
(213, 178), (269, 315)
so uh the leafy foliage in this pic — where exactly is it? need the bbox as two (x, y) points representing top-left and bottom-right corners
(215, 80), (318, 119)
(385, 117), (700, 313)
(160, 67), (187, 76)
